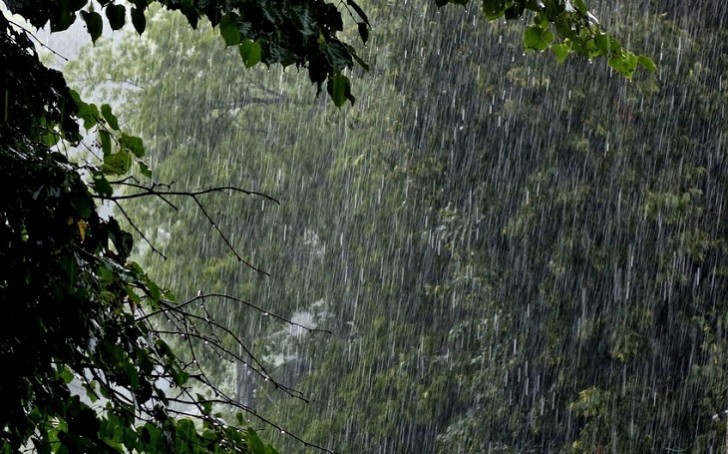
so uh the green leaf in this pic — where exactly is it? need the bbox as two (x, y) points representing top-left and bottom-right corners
(80, 11), (103, 43)
(131, 6), (146, 34)
(201, 399), (212, 415)
(328, 73), (354, 107)
(239, 40), (261, 68)
(524, 25), (553, 52)
(108, 219), (134, 260)
(145, 278), (162, 301)
(105, 4), (126, 30)
(504, 3), (525, 20)
(75, 97), (100, 130)
(98, 130), (112, 155)
(351, 51), (370, 72)
(101, 104), (120, 130)
(60, 252), (79, 282)
(246, 428), (266, 454)
(120, 133), (144, 157)
(482, 0), (506, 20)
(219, 13), (241, 46)
(357, 22), (369, 45)
(572, 0), (588, 13)
(638, 55), (657, 72)
(346, 0), (369, 25)
(103, 151), (132, 175)
(609, 50), (638, 78)
(52, 9), (76, 32)
(57, 365), (74, 384)
(138, 161), (152, 178)
(92, 173), (113, 198)
(83, 382), (99, 403)
(71, 194), (93, 219)
(552, 43), (570, 63)
(594, 32), (610, 55)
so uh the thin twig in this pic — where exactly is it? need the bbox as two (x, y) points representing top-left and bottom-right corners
(102, 184), (280, 205)
(112, 200), (168, 260)
(191, 194), (269, 276)
(5, 17), (69, 62)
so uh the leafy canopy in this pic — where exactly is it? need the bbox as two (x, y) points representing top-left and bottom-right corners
(5, 0), (652, 107)
(0, 0), (654, 452)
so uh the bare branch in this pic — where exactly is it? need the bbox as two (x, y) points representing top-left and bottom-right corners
(102, 183), (280, 205)
(140, 292), (331, 334)
(112, 200), (168, 260)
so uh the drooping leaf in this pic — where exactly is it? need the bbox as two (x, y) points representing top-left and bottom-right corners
(327, 73), (354, 107)
(105, 4), (126, 31)
(346, 0), (369, 25)
(357, 22), (369, 45)
(103, 151), (132, 175)
(51, 7), (77, 32)
(246, 428), (267, 454)
(524, 24), (553, 51)
(552, 43), (570, 63)
(131, 6), (146, 34)
(637, 55), (657, 72)
(100, 104), (120, 130)
(92, 173), (113, 198)
(98, 130), (112, 155)
(239, 39), (261, 68)
(219, 13), (241, 46)
(137, 161), (152, 178)
(482, 0), (507, 20)
(120, 133), (144, 157)
(80, 10), (103, 43)
(108, 217), (134, 261)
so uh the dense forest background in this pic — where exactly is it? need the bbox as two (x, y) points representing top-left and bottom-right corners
(64, 0), (727, 451)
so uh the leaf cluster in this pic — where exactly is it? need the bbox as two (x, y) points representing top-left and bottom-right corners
(5, 0), (371, 106)
(0, 12), (286, 454)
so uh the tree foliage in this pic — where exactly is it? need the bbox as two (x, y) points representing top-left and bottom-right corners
(4, 0), (651, 106)
(63, 0), (728, 452)
(1, 0), (658, 452)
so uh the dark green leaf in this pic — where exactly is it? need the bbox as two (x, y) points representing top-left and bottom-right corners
(99, 130), (112, 155)
(219, 13), (241, 46)
(594, 32), (610, 55)
(103, 151), (132, 175)
(131, 6), (146, 34)
(57, 365), (74, 384)
(357, 22), (369, 45)
(51, 8), (76, 32)
(572, 0), (588, 13)
(505, 3), (525, 20)
(108, 222), (134, 261)
(552, 43), (570, 63)
(524, 24), (552, 51)
(101, 104), (120, 130)
(72, 94), (101, 130)
(246, 428), (266, 454)
(137, 161), (152, 178)
(638, 55), (657, 72)
(327, 73), (354, 107)
(60, 252), (79, 282)
(239, 40), (261, 68)
(120, 133), (144, 157)
(346, 0), (369, 25)
(92, 174), (113, 198)
(105, 4), (126, 31)
(81, 11), (103, 43)
(71, 194), (93, 219)
(482, 0), (506, 19)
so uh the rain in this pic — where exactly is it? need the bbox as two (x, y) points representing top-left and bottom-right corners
(35, 0), (728, 451)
